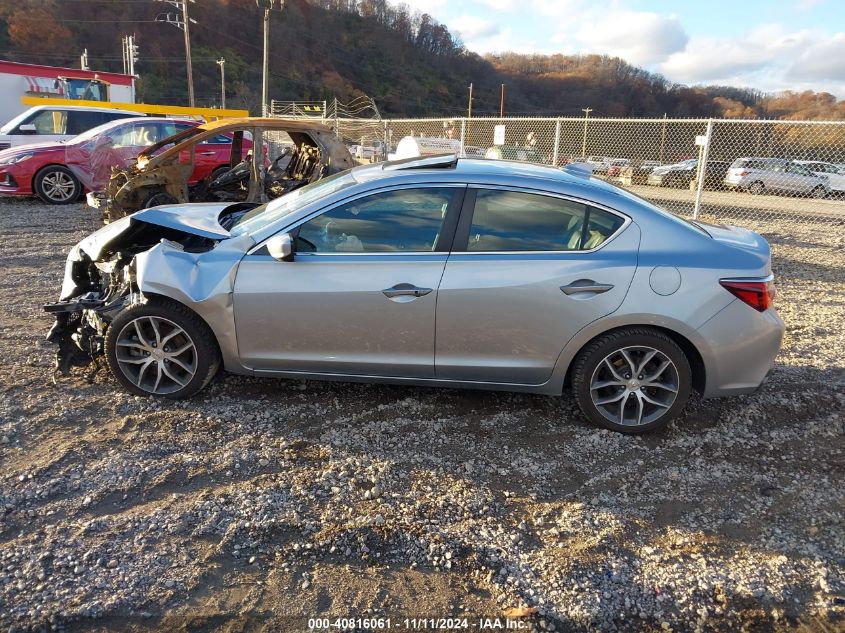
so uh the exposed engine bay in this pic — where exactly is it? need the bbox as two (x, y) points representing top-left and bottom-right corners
(44, 204), (253, 374)
(90, 118), (354, 224)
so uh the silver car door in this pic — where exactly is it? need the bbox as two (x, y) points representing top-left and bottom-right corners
(435, 187), (640, 385)
(233, 185), (465, 378)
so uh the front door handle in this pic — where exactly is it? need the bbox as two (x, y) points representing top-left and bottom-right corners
(198, 151), (216, 156)
(382, 283), (433, 299)
(561, 280), (614, 295)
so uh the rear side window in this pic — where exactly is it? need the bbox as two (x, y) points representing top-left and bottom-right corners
(465, 189), (625, 252)
(67, 111), (106, 135)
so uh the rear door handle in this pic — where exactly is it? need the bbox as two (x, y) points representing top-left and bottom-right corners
(382, 283), (433, 299)
(561, 280), (614, 295)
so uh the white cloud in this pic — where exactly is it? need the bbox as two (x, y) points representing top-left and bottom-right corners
(450, 14), (500, 41)
(478, 0), (519, 11)
(656, 25), (845, 95)
(786, 32), (845, 82)
(572, 11), (688, 66)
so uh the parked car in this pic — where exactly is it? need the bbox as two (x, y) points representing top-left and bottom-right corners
(0, 104), (138, 150)
(45, 156), (784, 434)
(606, 159), (631, 178)
(94, 117), (354, 222)
(620, 160), (660, 185)
(794, 160), (845, 195)
(647, 159), (731, 190)
(724, 158), (830, 198)
(0, 117), (228, 204)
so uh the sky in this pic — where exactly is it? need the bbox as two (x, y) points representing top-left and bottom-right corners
(396, 0), (845, 98)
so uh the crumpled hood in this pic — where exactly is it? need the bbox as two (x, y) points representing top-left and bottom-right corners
(77, 202), (234, 261)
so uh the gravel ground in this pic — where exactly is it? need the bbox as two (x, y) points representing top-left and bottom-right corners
(0, 199), (843, 632)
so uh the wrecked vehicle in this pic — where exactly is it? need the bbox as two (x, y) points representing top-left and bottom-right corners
(45, 156), (784, 434)
(91, 117), (354, 223)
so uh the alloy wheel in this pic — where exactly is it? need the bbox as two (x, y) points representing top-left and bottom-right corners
(589, 346), (680, 428)
(41, 170), (77, 202)
(114, 316), (197, 395)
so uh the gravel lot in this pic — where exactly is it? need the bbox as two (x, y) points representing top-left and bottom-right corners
(0, 199), (843, 632)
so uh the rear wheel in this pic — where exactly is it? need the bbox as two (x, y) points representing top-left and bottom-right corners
(143, 191), (179, 208)
(571, 328), (692, 433)
(34, 165), (81, 204)
(105, 298), (220, 399)
(748, 181), (764, 195)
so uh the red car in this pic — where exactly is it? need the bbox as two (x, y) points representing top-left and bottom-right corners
(0, 117), (248, 204)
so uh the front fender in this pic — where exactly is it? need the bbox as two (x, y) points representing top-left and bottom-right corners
(134, 235), (253, 371)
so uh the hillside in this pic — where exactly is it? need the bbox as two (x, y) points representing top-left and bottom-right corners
(1, 0), (843, 119)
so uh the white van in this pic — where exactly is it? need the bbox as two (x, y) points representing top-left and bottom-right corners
(0, 104), (138, 150)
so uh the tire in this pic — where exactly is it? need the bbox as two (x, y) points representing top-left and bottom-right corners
(105, 298), (220, 399)
(33, 165), (81, 205)
(571, 327), (692, 434)
(209, 166), (230, 183)
(811, 185), (827, 199)
(143, 191), (179, 208)
(748, 181), (764, 195)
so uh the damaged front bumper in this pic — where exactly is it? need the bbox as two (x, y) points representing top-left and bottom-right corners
(43, 292), (135, 375)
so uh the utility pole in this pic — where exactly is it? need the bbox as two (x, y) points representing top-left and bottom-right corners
(182, 0), (194, 106)
(80, 49), (89, 71)
(155, 1), (196, 106)
(258, 1), (284, 116)
(121, 35), (139, 77)
(659, 112), (667, 164)
(467, 82), (473, 119)
(216, 58), (226, 109)
(499, 83), (505, 117)
(581, 107), (592, 159)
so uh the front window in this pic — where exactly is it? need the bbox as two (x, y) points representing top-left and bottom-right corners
(295, 188), (456, 253)
(20, 109), (67, 134)
(465, 190), (625, 252)
(230, 171), (358, 236)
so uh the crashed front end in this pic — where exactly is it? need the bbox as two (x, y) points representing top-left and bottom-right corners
(43, 207), (241, 375)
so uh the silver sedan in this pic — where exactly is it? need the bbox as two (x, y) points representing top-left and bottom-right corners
(45, 156), (785, 433)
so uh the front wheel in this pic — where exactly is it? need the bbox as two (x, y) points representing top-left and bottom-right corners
(748, 181), (764, 195)
(105, 298), (220, 399)
(34, 165), (81, 204)
(571, 328), (692, 433)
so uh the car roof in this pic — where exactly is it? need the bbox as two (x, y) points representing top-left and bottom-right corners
(353, 157), (629, 203)
(197, 117), (335, 134)
(28, 104), (139, 115)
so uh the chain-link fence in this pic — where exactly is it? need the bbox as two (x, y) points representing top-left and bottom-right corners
(358, 116), (845, 229)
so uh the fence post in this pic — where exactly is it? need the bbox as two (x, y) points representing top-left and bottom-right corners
(460, 118), (467, 157)
(693, 118), (713, 220)
(552, 117), (561, 166)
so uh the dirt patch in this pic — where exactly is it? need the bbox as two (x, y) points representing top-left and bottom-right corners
(0, 200), (843, 631)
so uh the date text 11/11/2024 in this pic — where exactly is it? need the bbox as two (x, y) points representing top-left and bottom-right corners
(308, 617), (530, 630)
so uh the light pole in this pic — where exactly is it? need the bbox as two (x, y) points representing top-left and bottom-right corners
(581, 107), (592, 159)
(257, 0), (284, 116)
(467, 82), (473, 119)
(216, 58), (226, 109)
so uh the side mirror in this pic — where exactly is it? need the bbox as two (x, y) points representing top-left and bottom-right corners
(266, 233), (294, 262)
(18, 124), (37, 135)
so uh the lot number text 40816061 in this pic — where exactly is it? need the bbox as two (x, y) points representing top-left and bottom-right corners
(308, 617), (529, 630)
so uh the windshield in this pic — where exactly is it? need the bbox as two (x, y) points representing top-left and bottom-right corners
(230, 171), (359, 236)
(610, 186), (708, 235)
(0, 110), (33, 135)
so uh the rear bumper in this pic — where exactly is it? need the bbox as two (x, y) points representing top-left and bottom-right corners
(697, 299), (785, 397)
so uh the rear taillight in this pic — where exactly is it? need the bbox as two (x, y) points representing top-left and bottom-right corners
(720, 279), (776, 312)
(737, 170), (749, 176)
